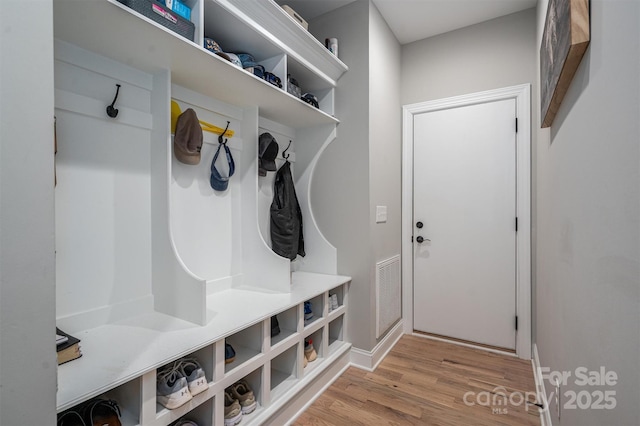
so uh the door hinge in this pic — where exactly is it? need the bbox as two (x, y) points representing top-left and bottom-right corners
(515, 118), (518, 133)
(515, 316), (519, 331)
(515, 217), (518, 232)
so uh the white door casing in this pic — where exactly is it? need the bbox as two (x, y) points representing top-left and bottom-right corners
(401, 84), (531, 359)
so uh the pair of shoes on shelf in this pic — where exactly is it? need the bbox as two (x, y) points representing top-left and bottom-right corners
(224, 379), (258, 425)
(58, 398), (122, 426)
(304, 301), (314, 325)
(157, 358), (208, 410)
(328, 294), (339, 312)
(303, 338), (317, 368)
(225, 342), (236, 364)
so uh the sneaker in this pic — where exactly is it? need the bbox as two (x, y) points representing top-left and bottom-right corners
(271, 315), (280, 337)
(175, 358), (208, 396)
(157, 363), (192, 409)
(224, 390), (242, 426)
(330, 293), (339, 311)
(225, 343), (236, 364)
(304, 301), (314, 324)
(304, 339), (317, 363)
(228, 379), (257, 415)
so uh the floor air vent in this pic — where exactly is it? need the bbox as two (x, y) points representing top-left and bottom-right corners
(376, 255), (401, 339)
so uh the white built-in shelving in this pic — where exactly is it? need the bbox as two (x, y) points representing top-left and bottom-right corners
(53, 0), (349, 424)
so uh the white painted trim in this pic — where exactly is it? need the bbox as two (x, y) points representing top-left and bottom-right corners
(350, 320), (404, 371)
(401, 84), (532, 359)
(533, 343), (553, 426)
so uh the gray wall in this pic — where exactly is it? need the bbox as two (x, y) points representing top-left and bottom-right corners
(369, 2), (402, 272)
(310, 0), (402, 351)
(310, 0), (373, 351)
(401, 9), (537, 105)
(534, 1), (640, 425)
(0, 1), (57, 424)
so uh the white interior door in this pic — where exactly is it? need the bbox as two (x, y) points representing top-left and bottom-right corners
(413, 99), (517, 350)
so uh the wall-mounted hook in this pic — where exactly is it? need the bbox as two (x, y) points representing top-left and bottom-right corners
(283, 140), (292, 159)
(218, 121), (231, 144)
(106, 84), (121, 118)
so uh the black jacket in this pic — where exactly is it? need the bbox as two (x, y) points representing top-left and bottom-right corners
(270, 161), (305, 260)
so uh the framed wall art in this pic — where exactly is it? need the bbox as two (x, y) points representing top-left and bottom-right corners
(540, 0), (590, 128)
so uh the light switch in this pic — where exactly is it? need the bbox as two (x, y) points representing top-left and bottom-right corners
(376, 205), (388, 223)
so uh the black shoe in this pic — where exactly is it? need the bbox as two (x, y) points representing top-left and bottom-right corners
(271, 315), (281, 337)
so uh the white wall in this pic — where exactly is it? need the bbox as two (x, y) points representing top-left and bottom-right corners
(0, 1), (57, 424)
(534, 1), (640, 425)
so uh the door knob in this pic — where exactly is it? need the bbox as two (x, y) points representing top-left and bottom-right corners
(416, 236), (430, 244)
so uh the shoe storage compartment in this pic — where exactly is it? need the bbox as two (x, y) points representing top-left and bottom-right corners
(303, 294), (324, 328)
(328, 314), (345, 356)
(269, 344), (299, 403)
(270, 305), (299, 349)
(224, 323), (264, 376)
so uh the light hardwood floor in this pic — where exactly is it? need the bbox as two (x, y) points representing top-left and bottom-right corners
(293, 335), (541, 425)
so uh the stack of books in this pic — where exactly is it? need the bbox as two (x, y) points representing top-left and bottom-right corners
(56, 328), (82, 365)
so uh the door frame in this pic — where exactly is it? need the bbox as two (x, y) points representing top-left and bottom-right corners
(401, 84), (531, 359)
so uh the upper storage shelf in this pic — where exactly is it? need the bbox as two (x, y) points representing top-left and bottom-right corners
(53, 0), (347, 128)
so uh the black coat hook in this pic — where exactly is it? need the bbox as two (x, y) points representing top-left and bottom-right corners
(218, 121), (231, 144)
(283, 140), (292, 159)
(106, 84), (121, 118)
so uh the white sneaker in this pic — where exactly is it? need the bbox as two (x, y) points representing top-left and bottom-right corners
(157, 364), (192, 409)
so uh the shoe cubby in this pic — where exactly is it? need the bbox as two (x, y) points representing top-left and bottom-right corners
(269, 344), (299, 403)
(224, 323), (264, 375)
(328, 314), (345, 356)
(270, 305), (299, 349)
(303, 328), (324, 376)
(303, 295), (324, 329)
(100, 379), (142, 426)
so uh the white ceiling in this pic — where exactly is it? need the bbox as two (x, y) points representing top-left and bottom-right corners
(277, 0), (537, 45)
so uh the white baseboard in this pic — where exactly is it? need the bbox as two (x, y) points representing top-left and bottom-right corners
(533, 343), (553, 426)
(350, 320), (404, 372)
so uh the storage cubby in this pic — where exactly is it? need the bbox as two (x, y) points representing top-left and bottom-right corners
(270, 306), (298, 349)
(232, 367), (264, 418)
(94, 379), (138, 426)
(169, 398), (215, 426)
(328, 315), (345, 356)
(225, 323), (264, 375)
(303, 328), (324, 375)
(303, 295), (324, 328)
(269, 344), (299, 402)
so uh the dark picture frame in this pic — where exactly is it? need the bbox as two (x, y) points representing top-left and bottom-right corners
(540, 0), (590, 128)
